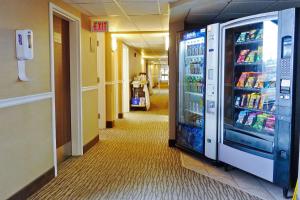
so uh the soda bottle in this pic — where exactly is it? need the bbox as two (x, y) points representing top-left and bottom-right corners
(197, 77), (201, 93)
(189, 77), (192, 92)
(192, 77), (196, 92)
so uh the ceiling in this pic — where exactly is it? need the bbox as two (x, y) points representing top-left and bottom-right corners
(63, 0), (174, 32)
(170, 0), (300, 26)
(63, 0), (174, 57)
(64, 0), (300, 57)
(112, 33), (168, 56)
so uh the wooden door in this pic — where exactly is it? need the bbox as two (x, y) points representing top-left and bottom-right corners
(53, 15), (72, 163)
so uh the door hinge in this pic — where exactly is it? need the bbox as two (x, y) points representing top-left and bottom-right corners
(97, 77), (100, 83)
(98, 113), (100, 119)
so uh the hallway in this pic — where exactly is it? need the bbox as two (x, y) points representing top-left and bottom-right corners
(28, 92), (260, 200)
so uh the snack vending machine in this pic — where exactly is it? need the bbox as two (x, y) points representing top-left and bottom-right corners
(176, 24), (219, 159)
(218, 9), (300, 196)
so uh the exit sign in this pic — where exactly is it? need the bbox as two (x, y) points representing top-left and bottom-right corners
(92, 21), (108, 32)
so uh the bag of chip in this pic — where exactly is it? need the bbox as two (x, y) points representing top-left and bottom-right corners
(237, 72), (248, 87)
(245, 76), (255, 88)
(244, 112), (257, 126)
(237, 49), (250, 64)
(256, 46), (263, 62)
(264, 116), (275, 132)
(245, 51), (257, 63)
(248, 29), (257, 40)
(255, 29), (263, 40)
(253, 113), (268, 131)
(254, 74), (264, 88)
(237, 32), (248, 43)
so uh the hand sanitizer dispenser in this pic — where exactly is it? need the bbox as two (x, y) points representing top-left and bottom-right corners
(16, 29), (33, 81)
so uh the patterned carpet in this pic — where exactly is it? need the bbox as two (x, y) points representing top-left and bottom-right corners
(29, 91), (261, 200)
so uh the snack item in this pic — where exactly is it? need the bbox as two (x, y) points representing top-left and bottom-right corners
(255, 29), (263, 40)
(259, 94), (266, 110)
(270, 104), (276, 112)
(254, 74), (264, 88)
(264, 73), (276, 88)
(235, 96), (241, 107)
(245, 51), (257, 63)
(248, 29), (257, 41)
(253, 94), (261, 109)
(237, 32), (248, 43)
(248, 93), (260, 109)
(247, 93), (256, 108)
(237, 72), (248, 87)
(245, 76), (256, 88)
(241, 94), (248, 107)
(237, 49), (250, 64)
(256, 46), (263, 62)
(236, 111), (248, 124)
(253, 113), (268, 131)
(264, 116), (276, 132)
(244, 112), (257, 126)
(258, 94), (265, 110)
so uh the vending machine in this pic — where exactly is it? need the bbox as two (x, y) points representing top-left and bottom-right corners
(176, 24), (219, 160)
(218, 8), (300, 197)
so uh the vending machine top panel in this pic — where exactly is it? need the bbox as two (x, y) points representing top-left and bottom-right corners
(183, 29), (206, 41)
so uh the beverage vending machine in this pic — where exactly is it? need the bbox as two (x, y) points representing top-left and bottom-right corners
(218, 8), (300, 197)
(176, 24), (219, 160)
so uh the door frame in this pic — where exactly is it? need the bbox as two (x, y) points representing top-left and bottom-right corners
(122, 44), (130, 113)
(114, 50), (119, 119)
(49, 2), (83, 176)
(97, 33), (106, 129)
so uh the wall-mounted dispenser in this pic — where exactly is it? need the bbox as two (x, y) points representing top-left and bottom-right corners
(16, 29), (33, 81)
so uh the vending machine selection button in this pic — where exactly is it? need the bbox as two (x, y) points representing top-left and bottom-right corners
(284, 95), (290, 100)
(280, 95), (284, 99)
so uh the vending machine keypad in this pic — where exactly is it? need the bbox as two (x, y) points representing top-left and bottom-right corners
(280, 58), (291, 76)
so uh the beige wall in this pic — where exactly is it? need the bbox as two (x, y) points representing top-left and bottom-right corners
(169, 21), (184, 140)
(0, 100), (53, 199)
(81, 14), (98, 87)
(81, 14), (99, 145)
(82, 90), (98, 144)
(117, 40), (123, 114)
(128, 47), (143, 80)
(105, 33), (116, 121)
(0, 0), (51, 99)
(0, 0), (98, 199)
